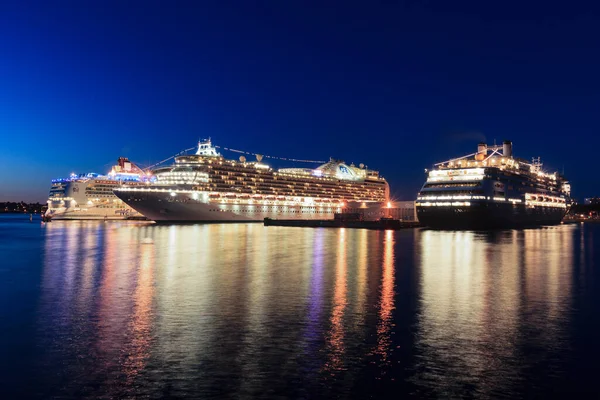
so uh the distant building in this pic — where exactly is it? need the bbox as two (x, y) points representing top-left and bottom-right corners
(340, 200), (418, 221)
(386, 201), (418, 222)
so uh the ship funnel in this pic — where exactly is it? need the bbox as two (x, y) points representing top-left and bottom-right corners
(503, 140), (513, 158)
(475, 142), (487, 161)
(477, 142), (487, 155)
(256, 154), (263, 162)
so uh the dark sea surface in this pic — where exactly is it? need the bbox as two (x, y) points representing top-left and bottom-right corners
(1, 214), (599, 399)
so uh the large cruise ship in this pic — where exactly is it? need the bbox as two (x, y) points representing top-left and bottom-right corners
(416, 141), (571, 229)
(114, 139), (389, 222)
(45, 158), (148, 220)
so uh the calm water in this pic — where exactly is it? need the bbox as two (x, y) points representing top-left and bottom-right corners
(1, 214), (599, 398)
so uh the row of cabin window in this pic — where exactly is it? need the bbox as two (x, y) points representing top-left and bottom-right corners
(209, 209), (332, 213)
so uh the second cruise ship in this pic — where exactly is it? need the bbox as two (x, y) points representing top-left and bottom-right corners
(416, 141), (571, 229)
(114, 139), (389, 222)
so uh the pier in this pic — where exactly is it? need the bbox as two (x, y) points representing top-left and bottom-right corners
(263, 217), (420, 230)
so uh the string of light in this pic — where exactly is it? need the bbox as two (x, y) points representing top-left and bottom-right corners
(138, 142), (326, 173)
(142, 147), (196, 171)
(215, 146), (325, 164)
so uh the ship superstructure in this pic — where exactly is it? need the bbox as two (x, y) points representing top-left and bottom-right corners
(416, 141), (570, 228)
(45, 157), (148, 220)
(114, 139), (389, 222)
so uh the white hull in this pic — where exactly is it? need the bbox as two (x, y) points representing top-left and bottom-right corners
(46, 206), (141, 220)
(115, 190), (386, 222)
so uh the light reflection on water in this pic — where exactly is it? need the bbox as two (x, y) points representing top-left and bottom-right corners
(414, 226), (577, 397)
(1, 217), (596, 398)
(324, 228), (348, 373)
(375, 230), (395, 366)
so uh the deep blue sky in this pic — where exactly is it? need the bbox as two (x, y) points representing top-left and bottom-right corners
(1, 1), (599, 202)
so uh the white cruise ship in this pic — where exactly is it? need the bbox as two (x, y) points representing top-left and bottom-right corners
(114, 139), (390, 222)
(45, 158), (148, 220)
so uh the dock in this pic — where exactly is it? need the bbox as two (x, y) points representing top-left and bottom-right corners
(263, 217), (420, 230)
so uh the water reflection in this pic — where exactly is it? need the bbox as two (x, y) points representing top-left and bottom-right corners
(123, 241), (155, 385)
(37, 222), (402, 398)
(324, 229), (348, 373)
(414, 226), (576, 397)
(30, 221), (590, 398)
(375, 230), (395, 366)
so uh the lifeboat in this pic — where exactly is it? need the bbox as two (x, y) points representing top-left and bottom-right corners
(209, 193), (221, 198)
(266, 195), (276, 200)
(252, 194), (263, 199)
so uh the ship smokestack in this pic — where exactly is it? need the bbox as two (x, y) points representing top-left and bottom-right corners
(475, 142), (487, 161)
(477, 142), (487, 155)
(503, 140), (513, 158)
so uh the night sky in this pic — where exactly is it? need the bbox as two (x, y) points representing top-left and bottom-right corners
(1, 1), (599, 202)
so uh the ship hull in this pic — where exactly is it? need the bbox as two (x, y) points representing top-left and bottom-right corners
(45, 206), (142, 220)
(416, 202), (567, 229)
(114, 190), (345, 222)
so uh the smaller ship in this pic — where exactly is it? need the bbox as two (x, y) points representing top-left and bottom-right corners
(45, 157), (149, 220)
(416, 141), (571, 229)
